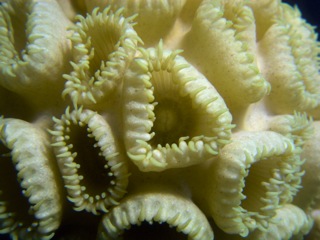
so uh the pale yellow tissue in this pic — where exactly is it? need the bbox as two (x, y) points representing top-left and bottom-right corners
(0, 0), (319, 239)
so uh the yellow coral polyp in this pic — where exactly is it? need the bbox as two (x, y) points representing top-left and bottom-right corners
(97, 192), (213, 240)
(0, 0), (73, 112)
(85, 0), (186, 47)
(181, 0), (270, 113)
(258, 2), (320, 117)
(63, 7), (140, 107)
(248, 204), (314, 240)
(0, 118), (63, 239)
(123, 42), (233, 171)
(202, 131), (304, 236)
(50, 107), (129, 215)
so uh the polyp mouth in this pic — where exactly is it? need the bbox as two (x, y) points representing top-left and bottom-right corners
(123, 221), (189, 240)
(0, 143), (37, 235)
(4, 4), (28, 59)
(149, 69), (196, 146)
(64, 122), (116, 195)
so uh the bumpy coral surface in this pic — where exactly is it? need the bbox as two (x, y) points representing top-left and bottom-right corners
(0, 0), (319, 239)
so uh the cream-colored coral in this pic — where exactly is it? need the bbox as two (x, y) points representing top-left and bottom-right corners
(186, 131), (304, 237)
(85, 0), (186, 47)
(181, 0), (271, 115)
(0, 0), (73, 113)
(258, 3), (320, 117)
(294, 121), (320, 212)
(50, 107), (129, 215)
(122, 42), (233, 171)
(248, 204), (314, 240)
(0, 0), (319, 239)
(0, 117), (63, 239)
(62, 7), (140, 107)
(97, 191), (213, 240)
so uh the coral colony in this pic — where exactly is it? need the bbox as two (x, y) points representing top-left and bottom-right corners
(0, 0), (319, 239)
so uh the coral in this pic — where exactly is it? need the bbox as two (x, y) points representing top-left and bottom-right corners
(97, 191), (213, 240)
(122, 42), (233, 171)
(50, 107), (129, 215)
(0, 117), (63, 239)
(200, 131), (304, 236)
(0, 0), (73, 113)
(248, 204), (314, 240)
(0, 0), (319, 239)
(62, 7), (140, 107)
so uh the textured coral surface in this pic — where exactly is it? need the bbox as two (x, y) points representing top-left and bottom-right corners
(0, 0), (319, 239)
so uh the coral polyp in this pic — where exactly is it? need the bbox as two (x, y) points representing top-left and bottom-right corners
(0, 0), (319, 239)
(122, 43), (233, 171)
(0, 117), (63, 239)
(50, 107), (129, 215)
